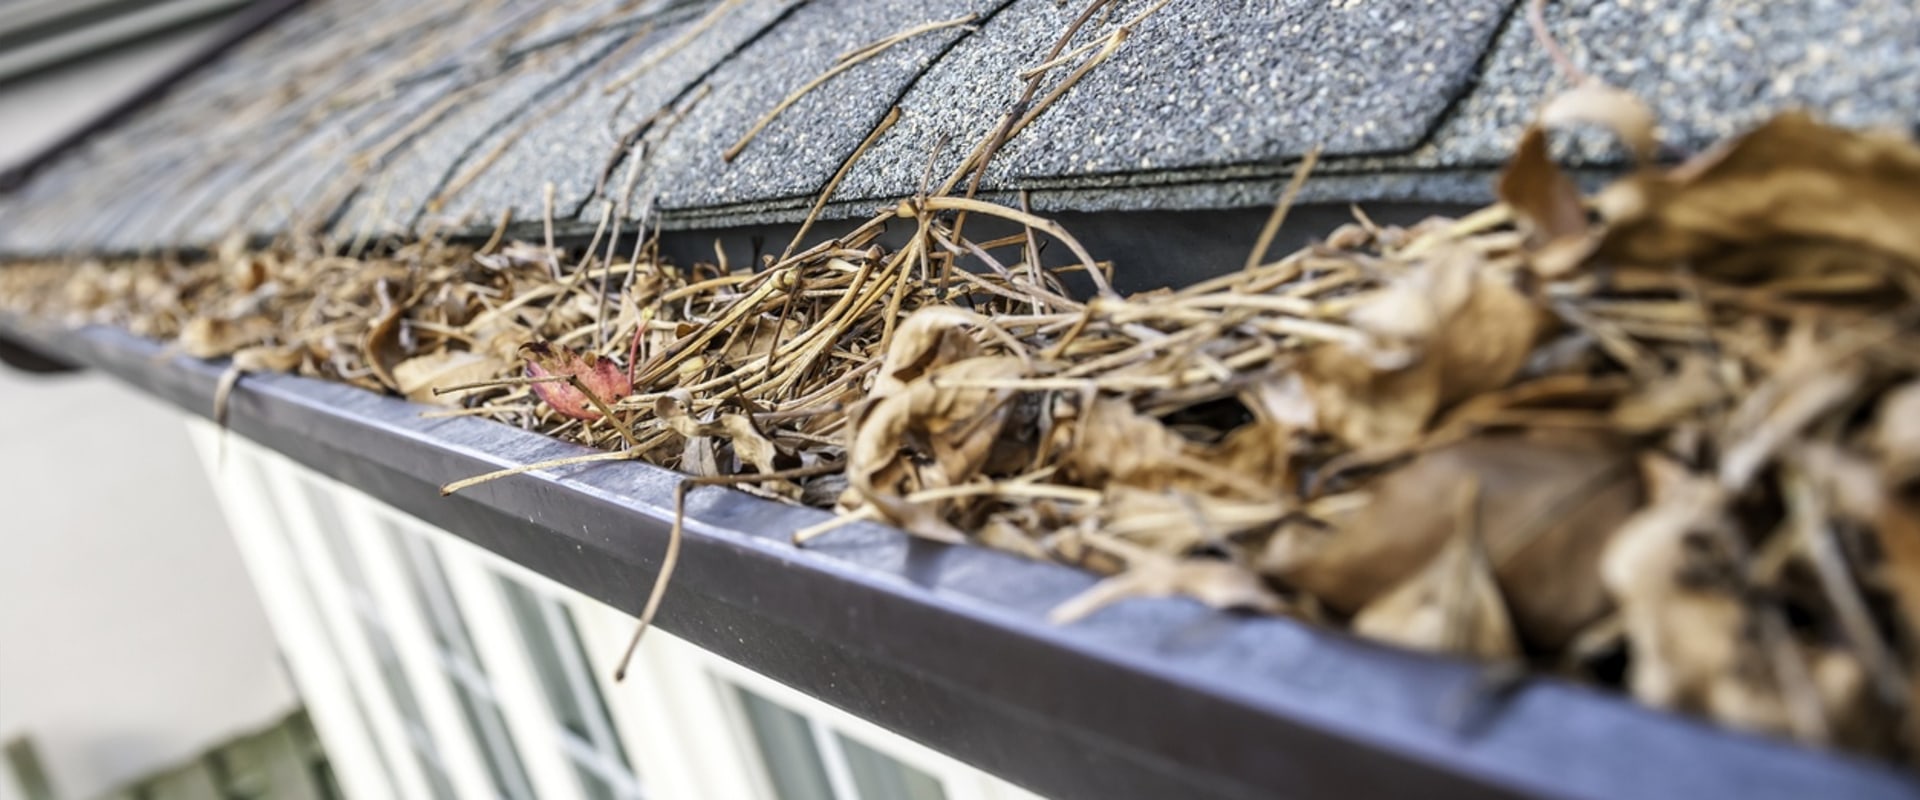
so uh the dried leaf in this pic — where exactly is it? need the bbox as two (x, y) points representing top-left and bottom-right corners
(1306, 245), (1545, 451)
(1718, 349), (1864, 491)
(1600, 458), (1739, 702)
(1052, 543), (1285, 625)
(1595, 457), (1860, 740)
(1063, 398), (1198, 490)
(361, 279), (409, 392)
(179, 315), (272, 359)
(721, 414), (782, 475)
(847, 354), (1027, 543)
(1498, 125), (1587, 243)
(1539, 79), (1658, 161)
(520, 342), (633, 421)
(1353, 486), (1520, 660)
(1611, 353), (1725, 433)
(1273, 433), (1638, 649)
(1598, 113), (1920, 271)
(393, 351), (503, 404)
(1873, 380), (1920, 483)
(1098, 490), (1290, 555)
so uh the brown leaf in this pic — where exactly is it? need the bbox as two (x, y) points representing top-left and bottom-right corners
(1304, 245), (1546, 451)
(1353, 485), (1520, 660)
(179, 315), (273, 359)
(1611, 353), (1726, 433)
(1052, 536), (1286, 624)
(655, 392), (711, 438)
(1098, 490), (1290, 556)
(393, 351), (503, 404)
(874, 306), (990, 395)
(1600, 457), (1740, 703)
(1596, 456), (1863, 740)
(846, 354), (1028, 543)
(721, 414), (782, 475)
(1598, 113), (1920, 271)
(1539, 79), (1658, 162)
(722, 316), (806, 363)
(1063, 398), (1199, 490)
(361, 279), (410, 392)
(1271, 432), (1639, 650)
(521, 342), (633, 420)
(1718, 345), (1864, 491)
(1873, 380), (1920, 483)
(1300, 343), (1441, 453)
(1498, 125), (1588, 243)
(1875, 499), (1920, 756)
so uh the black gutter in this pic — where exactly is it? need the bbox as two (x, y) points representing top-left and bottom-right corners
(0, 0), (305, 193)
(2, 314), (1914, 800)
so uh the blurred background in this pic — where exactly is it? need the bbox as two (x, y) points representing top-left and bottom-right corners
(2, 3), (312, 798)
(0, 0), (248, 173)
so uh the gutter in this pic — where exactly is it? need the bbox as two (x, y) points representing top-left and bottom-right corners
(2, 312), (1913, 800)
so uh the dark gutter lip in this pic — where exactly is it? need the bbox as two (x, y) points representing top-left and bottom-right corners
(3, 312), (1915, 800)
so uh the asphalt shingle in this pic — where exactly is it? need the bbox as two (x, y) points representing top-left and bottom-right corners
(641, 0), (1011, 214)
(435, 0), (804, 233)
(328, 30), (642, 242)
(4, 0), (1919, 254)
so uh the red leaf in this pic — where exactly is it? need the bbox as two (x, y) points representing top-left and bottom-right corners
(520, 342), (633, 420)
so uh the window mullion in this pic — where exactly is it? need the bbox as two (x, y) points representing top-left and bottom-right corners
(808, 716), (865, 800)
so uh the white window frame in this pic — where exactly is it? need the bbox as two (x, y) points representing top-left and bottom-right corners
(189, 436), (399, 800)
(487, 570), (646, 799)
(188, 422), (1045, 800)
(376, 516), (539, 800)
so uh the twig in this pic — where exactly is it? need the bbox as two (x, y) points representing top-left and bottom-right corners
(603, 0), (746, 96)
(1526, 0), (1589, 84)
(781, 107), (902, 262)
(614, 461), (845, 680)
(1243, 147), (1322, 273)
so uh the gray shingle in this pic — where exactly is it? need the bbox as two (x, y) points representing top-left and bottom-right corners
(1419, 0), (1920, 167)
(831, 0), (1509, 203)
(5, 0), (1920, 254)
(436, 0), (804, 232)
(642, 0), (1010, 213)
(328, 31), (640, 242)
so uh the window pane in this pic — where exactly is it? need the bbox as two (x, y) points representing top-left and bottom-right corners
(734, 688), (834, 800)
(574, 763), (621, 800)
(557, 602), (633, 770)
(836, 734), (947, 800)
(288, 712), (344, 800)
(496, 574), (637, 779)
(419, 755), (459, 800)
(384, 525), (535, 800)
(453, 683), (534, 800)
(389, 522), (475, 658)
(498, 576), (592, 738)
(299, 482), (453, 800)
(299, 478), (367, 590)
(368, 627), (429, 728)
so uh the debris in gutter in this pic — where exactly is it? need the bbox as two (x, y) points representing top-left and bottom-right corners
(6, 0), (1920, 769)
(7, 106), (1920, 763)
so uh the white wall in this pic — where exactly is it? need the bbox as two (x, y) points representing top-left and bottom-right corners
(0, 369), (297, 799)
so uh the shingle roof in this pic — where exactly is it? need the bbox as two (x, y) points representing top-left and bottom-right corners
(3, 0), (1915, 256)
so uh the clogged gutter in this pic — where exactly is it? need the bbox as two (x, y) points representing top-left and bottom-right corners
(7, 102), (1920, 766)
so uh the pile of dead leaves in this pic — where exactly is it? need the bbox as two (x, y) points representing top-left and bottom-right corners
(7, 110), (1920, 762)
